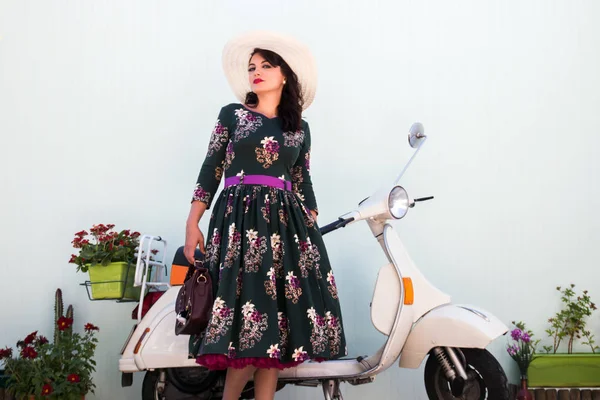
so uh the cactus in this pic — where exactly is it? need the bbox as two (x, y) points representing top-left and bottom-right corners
(54, 288), (64, 344)
(65, 304), (74, 336)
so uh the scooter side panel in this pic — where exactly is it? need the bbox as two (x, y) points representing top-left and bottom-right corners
(370, 262), (401, 335)
(398, 304), (508, 369)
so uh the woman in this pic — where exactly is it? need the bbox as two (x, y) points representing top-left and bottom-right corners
(184, 31), (346, 400)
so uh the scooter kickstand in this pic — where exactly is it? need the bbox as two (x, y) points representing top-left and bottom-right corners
(321, 379), (343, 400)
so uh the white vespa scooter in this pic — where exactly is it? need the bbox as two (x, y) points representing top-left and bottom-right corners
(119, 123), (510, 400)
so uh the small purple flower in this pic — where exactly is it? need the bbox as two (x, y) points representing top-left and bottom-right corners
(316, 315), (326, 327)
(215, 124), (226, 134)
(507, 345), (518, 356)
(291, 277), (300, 288)
(521, 332), (531, 343)
(232, 232), (242, 243)
(279, 316), (288, 329)
(305, 157), (310, 171)
(226, 142), (234, 154)
(299, 241), (311, 252)
(511, 328), (523, 341)
(213, 235), (221, 246)
(328, 316), (339, 327)
(254, 237), (263, 247)
(265, 141), (280, 154)
(228, 347), (236, 358)
(227, 195), (234, 207)
(220, 307), (231, 318)
(251, 310), (262, 323)
(247, 113), (257, 122)
(193, 186), (208, 199)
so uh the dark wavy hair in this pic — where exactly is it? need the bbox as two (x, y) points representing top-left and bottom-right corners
(245, 48), (303, 132)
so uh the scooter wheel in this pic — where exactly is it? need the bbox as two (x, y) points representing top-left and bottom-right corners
(424, 347), (509, 400)
(166, 366), (220, 394)
(142, 370), (167, 400)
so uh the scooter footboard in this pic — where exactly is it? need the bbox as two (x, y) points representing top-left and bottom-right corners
(399, 304), (508, 369)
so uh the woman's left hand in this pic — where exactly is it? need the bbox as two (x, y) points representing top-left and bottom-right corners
(310, 210), (318, 223)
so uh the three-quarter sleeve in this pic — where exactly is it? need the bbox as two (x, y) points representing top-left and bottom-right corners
(292, 122), (319, 214)
(191, 107), (231, 209)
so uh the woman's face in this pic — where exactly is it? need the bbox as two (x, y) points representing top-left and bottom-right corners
(248, 53), (285, 95)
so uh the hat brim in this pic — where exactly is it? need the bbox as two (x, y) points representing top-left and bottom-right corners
(222, 31), (317, 111)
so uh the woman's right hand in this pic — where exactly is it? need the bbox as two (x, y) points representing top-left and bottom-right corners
(184, 223), (205, 265)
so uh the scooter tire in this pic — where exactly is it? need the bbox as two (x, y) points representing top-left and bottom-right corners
(142, 370), (166, 400)
(424, 347), (509, 400)
(166, 366), (220, 394)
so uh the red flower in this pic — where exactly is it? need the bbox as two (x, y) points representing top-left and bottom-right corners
(75, 230), (88, 237)
(131, 231), (141, 238)
(67, 373), (81, 383)
(106, 224), (115, 230)
(57, 316), (73, 331)
(71, 237), (83, 248)
(84, 323), (99, 332)
(23, 331), (38, 345)
(41, 384), (53, 396)
(119, 240), (125, 246)
(151, 249), (159, 255)
(68, 254), (77, 263)
(123, 229), (131, 236)
(0, 347), (13, 359)
(21, 346), (38, 359)
(38, 336), (49, 345)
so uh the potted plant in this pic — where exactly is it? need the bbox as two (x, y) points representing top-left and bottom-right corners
(506, 321), (540, 399)
(0, 289), (99, 399)
(527, 284), (600, 387)
(69, 224), (144, 300)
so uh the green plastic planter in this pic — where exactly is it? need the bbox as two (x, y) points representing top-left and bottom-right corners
(528, 353), (600, 387)
(87, 262), (140, 300)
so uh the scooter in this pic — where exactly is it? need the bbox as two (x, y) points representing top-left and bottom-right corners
(119, 123), (510, 400)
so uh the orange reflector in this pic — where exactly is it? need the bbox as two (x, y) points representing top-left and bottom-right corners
(403, 277), (414, 305)
(134, 328), (150, 354)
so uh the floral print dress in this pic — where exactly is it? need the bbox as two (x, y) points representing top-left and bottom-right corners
(189, 103), (347, 370)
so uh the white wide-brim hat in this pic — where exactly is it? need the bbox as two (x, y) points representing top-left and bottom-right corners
(222, 30), (317, 110)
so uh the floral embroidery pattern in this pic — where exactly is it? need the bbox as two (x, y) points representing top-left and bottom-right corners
(285, 271), (302, 304)
(223, 224), (242, 269)
(236, 267), (243, 298)
(206, 120), (229, 157)
(225, 193), (235, 217)
(278, 205), (289, 227)
(282, 129), (304, 147)
(271, 233), (285, 278)
(307, 307), (329, 354)
(305, 148), (311, 171)
(204, 297), (234, 344)
(206, 228), (221, 265)
(292, 346), (309, 362)
(192, 184), (211, 204)
(267, 344), (281, 359)
(233, 108), (263, 142)
(243, 187), (259, 214)
(326, 311), (343, 356)
(224, 141), (235, 171)
(244, 229), (267, 273)
(278, 312), (289, 357)
(215, 160), (224, 180)
(227, 342), (236, 359)
(239, 302), (268, 351)
(327, 271), (338, 299)
(256, 137), (280, 168)
(264, 267), (277, 300)
(295, 234), (322, 278)
(261, 194), (271, 223)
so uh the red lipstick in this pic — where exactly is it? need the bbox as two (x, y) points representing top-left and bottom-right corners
(253, 78), (264, 84)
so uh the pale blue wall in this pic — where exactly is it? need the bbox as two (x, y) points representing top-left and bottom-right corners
(1, 1), (599, 399)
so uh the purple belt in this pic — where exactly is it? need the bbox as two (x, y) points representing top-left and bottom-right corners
(224, 174), (292, 191)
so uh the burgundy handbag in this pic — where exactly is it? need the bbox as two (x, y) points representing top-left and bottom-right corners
(174, 259), (213, 335)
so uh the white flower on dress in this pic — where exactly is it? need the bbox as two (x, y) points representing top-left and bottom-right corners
(292, 346), (308, 362)
(212, 297), (225, 313)
(278, 175), (286, 181)
(267, 344), (281, 359)
(228, 223), (236, 237)
(246, 229), (258, 242)
(235, 109), (249, 119)
(307, 307), (317, 321)
(242, 301), (255, 316)
(271, 233), (281, 248)
(236, 170), (245, 177)
(267, 267), (275, 279)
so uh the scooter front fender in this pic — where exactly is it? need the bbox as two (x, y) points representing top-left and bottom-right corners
(399, 304), (508, 369)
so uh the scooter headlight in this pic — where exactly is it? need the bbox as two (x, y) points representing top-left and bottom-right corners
(388, 186), (410, 219)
